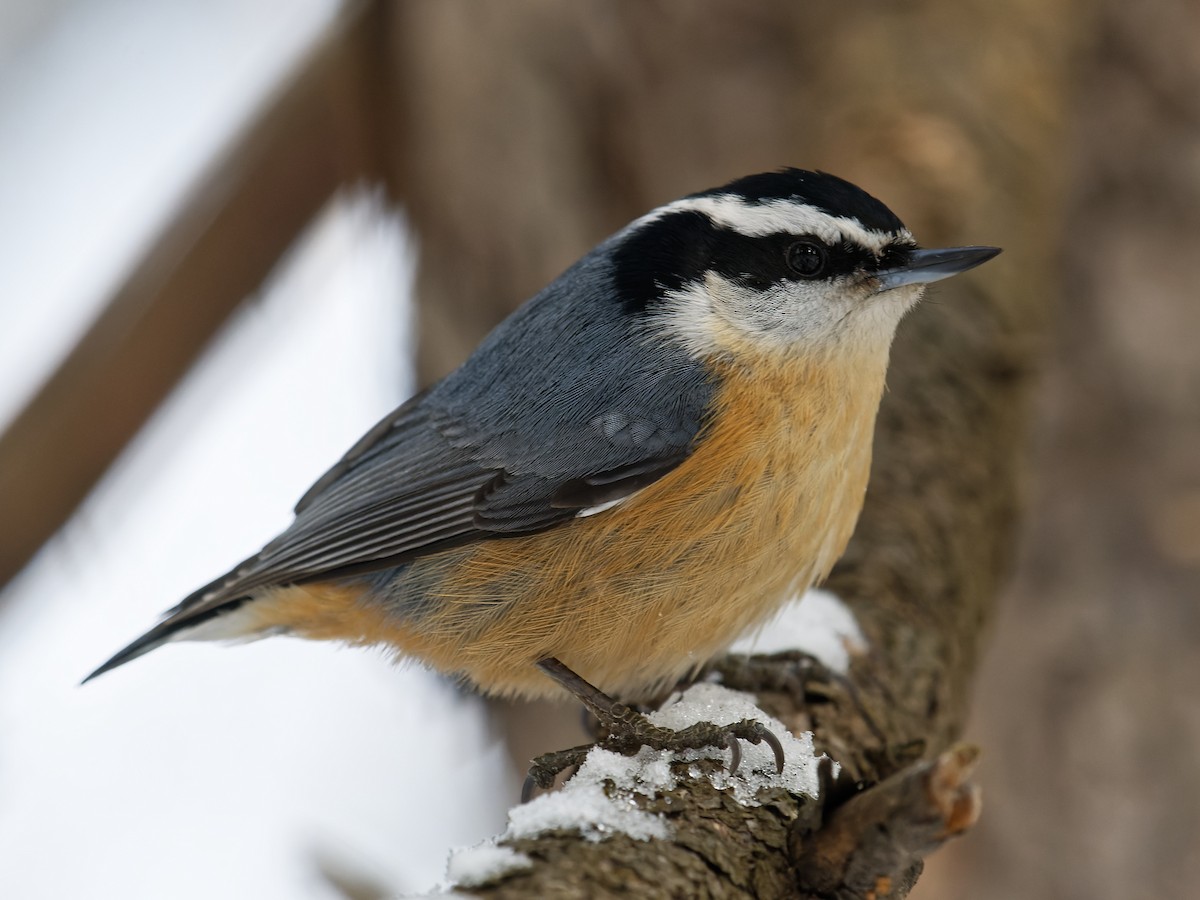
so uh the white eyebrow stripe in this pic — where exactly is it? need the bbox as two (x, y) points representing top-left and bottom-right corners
(642, 194), (911, 254)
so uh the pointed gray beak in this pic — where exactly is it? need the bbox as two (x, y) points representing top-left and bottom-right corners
(874, 246), (1002, 292)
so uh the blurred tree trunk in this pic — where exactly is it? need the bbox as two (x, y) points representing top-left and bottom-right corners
(380, 1), (1079, 895)
(925, 2), (1200, 898)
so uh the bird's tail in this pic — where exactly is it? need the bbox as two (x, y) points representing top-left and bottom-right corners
(81, 596), (250, 683)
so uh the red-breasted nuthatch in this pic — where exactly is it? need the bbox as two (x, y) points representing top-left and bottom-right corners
(86, 169), (998, 764)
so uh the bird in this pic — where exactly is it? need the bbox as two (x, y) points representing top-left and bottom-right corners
(85, 168), (999, 777)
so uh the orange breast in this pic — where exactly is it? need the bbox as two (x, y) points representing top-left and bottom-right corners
(248, 348), (889, 699)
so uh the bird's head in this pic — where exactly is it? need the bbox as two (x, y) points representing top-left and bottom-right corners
(611, 168), (999, 361)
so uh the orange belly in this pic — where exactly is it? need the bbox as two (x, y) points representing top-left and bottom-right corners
(245, 350), (887, 699)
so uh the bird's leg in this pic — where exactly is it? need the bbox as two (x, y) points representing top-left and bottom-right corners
(523, 657), (785, 801)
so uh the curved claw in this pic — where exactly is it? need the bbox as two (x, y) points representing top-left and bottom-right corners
(761, 726), (786, 774)
(725, 732), (743, 774)
(520, 774), (538, 804)
(727, 723), (786, 776)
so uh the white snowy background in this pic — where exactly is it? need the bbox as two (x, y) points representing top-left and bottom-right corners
(0, 2), (515, 897)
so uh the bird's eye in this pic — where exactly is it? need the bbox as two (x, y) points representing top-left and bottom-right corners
(786, 240), (828, 278)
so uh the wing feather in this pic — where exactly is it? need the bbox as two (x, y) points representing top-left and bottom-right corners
(165, 253), (717, 621)
(87, 244), (720, 683)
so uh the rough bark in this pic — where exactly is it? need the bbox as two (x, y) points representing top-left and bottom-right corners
(384, 1), (1077, 895)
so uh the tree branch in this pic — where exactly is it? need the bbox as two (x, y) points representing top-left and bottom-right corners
(794, 744), (982, 899)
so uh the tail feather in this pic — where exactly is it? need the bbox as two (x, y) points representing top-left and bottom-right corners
(82, 598), (248, 684)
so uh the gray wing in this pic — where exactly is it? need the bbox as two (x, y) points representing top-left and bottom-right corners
(82, 246), (716, 683)
(214, 406), (689, 602)
(176, 249), (715, 610)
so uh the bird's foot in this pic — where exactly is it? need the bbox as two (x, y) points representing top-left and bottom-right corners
(522, 659), (785, 802)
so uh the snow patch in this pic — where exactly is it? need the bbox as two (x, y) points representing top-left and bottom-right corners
(500, 682), (827, 851)
(446, 843), (532, 888)
(507, 764), (671, 843)
(647, 682), (826, 805)
(732, 588), (865, 674)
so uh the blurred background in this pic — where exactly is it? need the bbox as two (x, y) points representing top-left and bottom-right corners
(0, 1), (1196, 898)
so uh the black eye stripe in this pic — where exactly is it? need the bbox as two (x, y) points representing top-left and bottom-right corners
(611, 211), (909, 312)
(877, 242), (915, 270)
(710, 233), (873, 287)
(612, 211), (717, 312)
